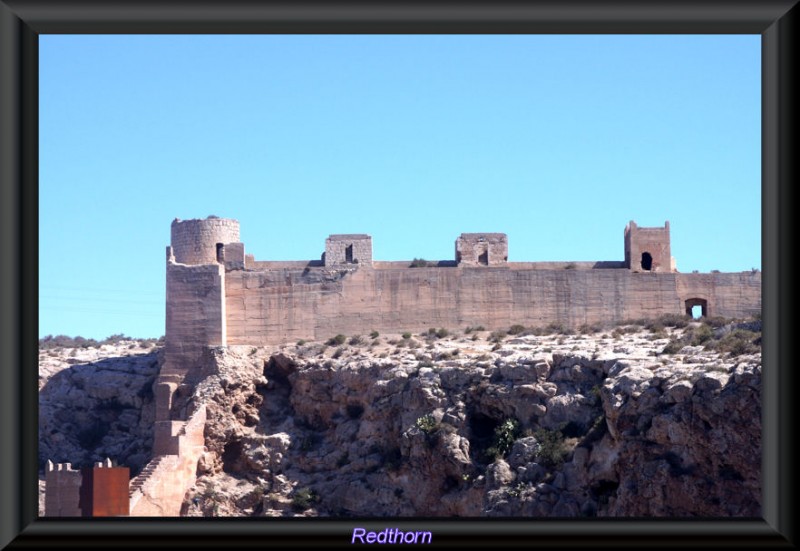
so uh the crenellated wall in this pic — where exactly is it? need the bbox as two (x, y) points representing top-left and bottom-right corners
(45, 461), (82, 517)
(162, 217), (760, 348)
(41, 216), (758, 517)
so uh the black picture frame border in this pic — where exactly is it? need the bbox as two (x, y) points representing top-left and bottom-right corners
(1, 1), (796, 548)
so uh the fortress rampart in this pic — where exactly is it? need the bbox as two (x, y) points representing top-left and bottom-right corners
(158, 216), (760, 416)
(46, 216), (761, 516)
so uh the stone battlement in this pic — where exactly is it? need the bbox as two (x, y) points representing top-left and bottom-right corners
(143, 216), (761, 516)
(159, 217), (760, 394)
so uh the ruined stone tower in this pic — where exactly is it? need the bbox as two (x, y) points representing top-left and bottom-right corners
(455, 233), (509, 266)
(624, 220), (675, 273)
(325, 234), (373, 266)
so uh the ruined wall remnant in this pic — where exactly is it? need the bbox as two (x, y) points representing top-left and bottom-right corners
(624, 220), (674, 272)
(455, 233), (508, 266)
(325, 234), (373, 266)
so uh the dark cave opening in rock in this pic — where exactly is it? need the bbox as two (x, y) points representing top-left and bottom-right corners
(591, 479), (620, 505)
(221, 439), (244, 474)
(467, 412), (500, 462)
(560, 420), (587, 438)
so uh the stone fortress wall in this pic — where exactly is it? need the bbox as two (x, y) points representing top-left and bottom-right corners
(157, 216), (761, 403)
(55, 215), (755, 517)
(163, 217), (762, 350)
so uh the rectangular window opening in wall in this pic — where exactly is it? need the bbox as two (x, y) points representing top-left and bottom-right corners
(345, 244), (354, 263)
(478, 249), (489, 266)
(216, 243), (224, 263)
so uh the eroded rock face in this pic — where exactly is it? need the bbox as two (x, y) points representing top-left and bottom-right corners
(183, 326), (761, 518)
(37, 327), (761, 518)
(38, 344), (160, 475)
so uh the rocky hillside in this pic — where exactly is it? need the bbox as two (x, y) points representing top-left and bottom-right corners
(39, 318), (761, 518)
(38, 340), (160, 515)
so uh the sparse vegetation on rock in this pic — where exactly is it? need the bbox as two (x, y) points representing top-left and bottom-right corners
(39, 317), (761, 518)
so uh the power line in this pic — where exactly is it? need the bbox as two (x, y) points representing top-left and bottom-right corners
(41, 295), (162, 304)
(40, 285), (163, 296)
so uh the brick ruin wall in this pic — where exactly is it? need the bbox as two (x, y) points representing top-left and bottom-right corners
(224, 266), (762, 345)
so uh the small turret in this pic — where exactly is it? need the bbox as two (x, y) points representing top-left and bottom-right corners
(624, 220), (674, 272)
(455, 233), (508, 266)
(169, 216), (240, 265)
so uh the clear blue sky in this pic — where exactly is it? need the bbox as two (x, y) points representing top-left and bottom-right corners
(39, 35), (761, 339)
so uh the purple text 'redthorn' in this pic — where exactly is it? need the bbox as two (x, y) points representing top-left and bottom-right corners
(352, 528), (432, 544)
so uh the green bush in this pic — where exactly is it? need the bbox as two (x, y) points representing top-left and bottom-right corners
(545, 322), (571, 335)
(508, 324), (525, 335)
(707, 329), (761, 356)
(492, 418), (521, 457)
(415, 414), (438, 434)
(370, 330), (380, 339)
(436, 327), (449, 338)
(703, 316), (728, 329)
(410, 258), (430, 268)
(402, 332), (412, 340)
(644, 320), (665, 333)
(691, 325), (714, 345)
(533, 428), (568, 468)
(291, 487), (318, 511)
(656, 313), (689, 328)
(327, 334), (346, 346)
(579, 323), (603, 334)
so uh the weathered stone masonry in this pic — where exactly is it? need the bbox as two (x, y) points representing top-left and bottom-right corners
(160, 217), (761, 400)
(46, 216), (763, 517)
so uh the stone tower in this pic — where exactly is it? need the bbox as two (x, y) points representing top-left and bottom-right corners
(324, 234), (373, 266)
(624, 220), (675, 272)
(169, 216), (241, 265)
(455, 233), (508, 266)
(157, 217), (242, 428)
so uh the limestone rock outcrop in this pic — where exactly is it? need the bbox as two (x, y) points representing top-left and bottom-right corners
(38, 343), (160, 475)
(182, 324), (761, 517)
(38, 324), (760, 518)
